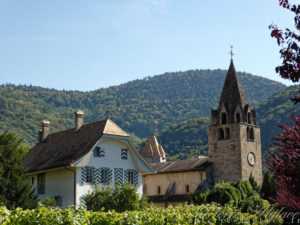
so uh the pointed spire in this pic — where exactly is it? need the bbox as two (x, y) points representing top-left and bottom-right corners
(218, 60), (247, 109)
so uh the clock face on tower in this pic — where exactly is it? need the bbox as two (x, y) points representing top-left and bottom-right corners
(247, 152), (256, 166)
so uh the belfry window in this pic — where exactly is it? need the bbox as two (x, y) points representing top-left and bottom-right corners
(250, 128), (254, 140)
(225, 128), (230, 139)
(247, 127), (250, 140)
(247, 113), (252, 124)
(236, 113), (241, 123)
(218, 128), (225, 140)
(221, 113), (227, 124)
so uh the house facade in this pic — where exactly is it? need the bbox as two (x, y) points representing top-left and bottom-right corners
(23, 112), (154, 209)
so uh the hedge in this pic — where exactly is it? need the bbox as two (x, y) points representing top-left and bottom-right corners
(0, 203), (283, 225)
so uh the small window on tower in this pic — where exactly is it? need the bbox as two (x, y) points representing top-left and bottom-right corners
(247, 113), (252, 124)
(157, 186), (161, 194)
(221, 113), (227, 124)
(225, 128), (230, 139)
(236, 113), (241, 123)
(218, 128), (225, 140)
(250, 128), (255, 140)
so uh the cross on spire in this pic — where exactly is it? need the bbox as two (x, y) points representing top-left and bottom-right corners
(106, 109), (110, 119)
(229, 45), (234, 60)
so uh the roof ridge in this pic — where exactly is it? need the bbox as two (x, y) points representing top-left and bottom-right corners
(44, 119), (106, 138)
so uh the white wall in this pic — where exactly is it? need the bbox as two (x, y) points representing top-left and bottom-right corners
(75, 136), (143, 208)
(30, 168), (74, 209)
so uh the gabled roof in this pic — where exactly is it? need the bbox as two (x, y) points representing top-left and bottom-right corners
(23, 118), (129, 173)
(219, 60), (247, 109)
(140, 135), (166, 162)
(150, 157), (210, 174)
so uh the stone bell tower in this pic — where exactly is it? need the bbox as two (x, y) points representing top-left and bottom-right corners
(208, 59), (263, 185)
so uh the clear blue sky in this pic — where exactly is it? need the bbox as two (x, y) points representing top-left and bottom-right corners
(0, 0), (296, 91)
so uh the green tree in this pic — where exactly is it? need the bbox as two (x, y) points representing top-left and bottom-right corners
(260, 170), (276, 202)
(0, 132), (36, 209)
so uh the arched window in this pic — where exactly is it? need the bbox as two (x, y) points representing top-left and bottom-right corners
(225, 127), (230, 139)
(221, 113), (227, 124)
(236, 113), (241, 123)
(218, 128), (225, 140)
(250, 128), (254, 140)
(247, 127), (250, 140)
(247, 113), (252, 124)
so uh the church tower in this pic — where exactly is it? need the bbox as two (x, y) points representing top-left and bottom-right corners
(208, 59), (263, 185)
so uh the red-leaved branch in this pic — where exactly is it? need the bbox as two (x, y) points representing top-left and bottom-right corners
(269, 0), (300, 103)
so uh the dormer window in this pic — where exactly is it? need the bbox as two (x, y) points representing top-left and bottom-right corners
(221, 112), (227, 124)
(94, 146), (105, 157)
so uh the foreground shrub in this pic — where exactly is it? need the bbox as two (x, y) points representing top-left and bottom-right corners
(0, 203), (283, 225)
(192, 180), (267, 214)
(84, 183), (146, 212)
(42, 197), (59, 208)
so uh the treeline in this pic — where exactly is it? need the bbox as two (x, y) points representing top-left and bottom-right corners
(155, 85), (300, 160)
(0, 69), (285, 147)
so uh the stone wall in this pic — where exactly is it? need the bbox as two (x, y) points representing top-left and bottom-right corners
(143, 170), (206, 196)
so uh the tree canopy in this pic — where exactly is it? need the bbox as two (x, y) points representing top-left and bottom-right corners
(0, 132), (36, 209)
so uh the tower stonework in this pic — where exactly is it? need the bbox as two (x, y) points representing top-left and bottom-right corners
(208, 60), (263, 185)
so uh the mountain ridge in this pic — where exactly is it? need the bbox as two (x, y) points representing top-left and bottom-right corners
(0, 68), (286, 147)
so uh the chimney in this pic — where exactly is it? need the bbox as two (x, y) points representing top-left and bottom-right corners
(39, 120), (50, 142)
(75, 110), (84, 131)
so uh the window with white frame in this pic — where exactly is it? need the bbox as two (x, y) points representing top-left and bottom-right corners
(101, 168), (109, 184)
(86, 167), (94, 183)
(37, 173), (45, 194)
(127, 170), (134, 184)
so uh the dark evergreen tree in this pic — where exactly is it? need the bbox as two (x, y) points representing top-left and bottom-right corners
(260, 170), (276, 202)
(0, 132), (36, 209)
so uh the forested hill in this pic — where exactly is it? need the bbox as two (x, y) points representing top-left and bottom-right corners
(0, 69), (285, 146)
(257, 84), (300, 156)
(156, 85), (300, 160)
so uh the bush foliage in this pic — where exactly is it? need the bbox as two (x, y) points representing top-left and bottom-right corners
(83, 183), (145, 212)
(0, 203), (283, 225)
(192, 180), (268, 214)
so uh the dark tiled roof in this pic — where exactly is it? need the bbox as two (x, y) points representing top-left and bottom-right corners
(151, 157), (209, 174)
(23, 119), (129, 173)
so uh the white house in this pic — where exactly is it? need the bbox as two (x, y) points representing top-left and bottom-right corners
(23, 111), (154, 209)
